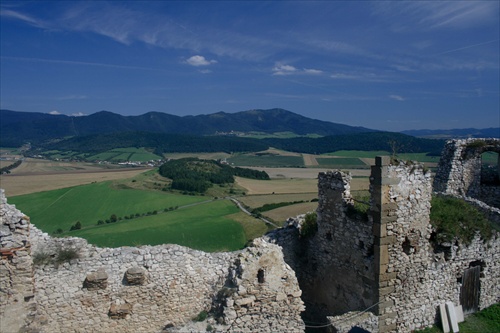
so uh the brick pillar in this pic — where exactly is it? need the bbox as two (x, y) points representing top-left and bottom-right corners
(371, 156), (397, 333)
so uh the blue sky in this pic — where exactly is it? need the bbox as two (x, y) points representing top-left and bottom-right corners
(1, 1), (498, 131)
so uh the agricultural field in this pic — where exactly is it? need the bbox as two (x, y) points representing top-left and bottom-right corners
(316, 157), (368, 168)
(70, 200), (245, 252)
(8, 182), (252, 251)
(2, 148), (441, 252)
(228, 154), (304, 167)
(235, 177), (317, 195)
(87, 147), (162, 162)
(0, 158), (149, 196)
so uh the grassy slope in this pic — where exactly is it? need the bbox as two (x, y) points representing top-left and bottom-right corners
(9, 182), (207, 233)
(70, 200), (245, 251)
(9, 181), (250, 252)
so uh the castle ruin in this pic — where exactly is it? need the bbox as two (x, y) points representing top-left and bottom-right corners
(1, 138), (499, 332)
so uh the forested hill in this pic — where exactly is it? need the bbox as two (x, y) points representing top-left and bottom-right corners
(39, 131), (445, 155)
(0, 108), (375, 146)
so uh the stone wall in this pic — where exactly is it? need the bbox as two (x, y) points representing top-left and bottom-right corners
(0, 189), (36, 333)
(433, 138), (500, 207)
(307, 171), (375, 317)
(0, 190), (305, 333)
(270, 157), (500, 333)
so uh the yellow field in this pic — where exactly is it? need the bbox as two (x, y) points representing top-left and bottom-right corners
(248, 167), (370, 179)
(236, 177), (318, 195)
(0, 158), (150, 197)
(264, 202), (318, 224)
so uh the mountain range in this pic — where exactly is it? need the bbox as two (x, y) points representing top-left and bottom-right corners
(0, 108), (374, 146)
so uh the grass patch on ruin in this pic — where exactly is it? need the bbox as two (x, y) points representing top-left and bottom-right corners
(430, 196), (497, 244)
(415, 303), (500, 333)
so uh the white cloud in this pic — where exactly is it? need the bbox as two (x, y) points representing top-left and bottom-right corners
(186, 55), (217, 66)
(71, 112), (86, 117)
(49, 110), (62, 115)
(272, 63), (297, 76)
(389, 94), (405, 101)
(199, 69), (212, 74)
(303, 68), (323, 75)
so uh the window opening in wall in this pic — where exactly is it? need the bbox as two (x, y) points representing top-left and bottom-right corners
(481, 151), (499, 185)
(257, 269), (265, 283)
(402, 237), (414, 255)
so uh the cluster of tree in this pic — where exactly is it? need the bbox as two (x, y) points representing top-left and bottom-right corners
(69, 221), (82, 231)
(159, 158), (270, 193)
(0, 159), (22, 174)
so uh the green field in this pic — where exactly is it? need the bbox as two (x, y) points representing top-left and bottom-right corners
(316, 157), (367, 167)
(70, 200), (245, 251)
(9, 182), (248, 251)
(326, 150), (441, 163)
(10, 182), (206, 233)
(229, 154), (304, 167)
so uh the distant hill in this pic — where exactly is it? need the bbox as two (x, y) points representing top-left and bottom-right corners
(38, 131), (445, 157)
(401, 128), (500, 139)
(0, 108), (375, 146)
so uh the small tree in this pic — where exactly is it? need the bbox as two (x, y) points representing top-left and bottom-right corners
(301, 212), (317, 238)
(70, 221), (82, 231)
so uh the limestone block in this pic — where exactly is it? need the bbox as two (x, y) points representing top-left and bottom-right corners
(125, 266), (146, 285)
(108, 303), (132, 319)
(83, 268), (108, 290)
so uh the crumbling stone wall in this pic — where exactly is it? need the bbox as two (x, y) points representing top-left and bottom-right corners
(305, 171), (374, 317)
(271, 157), (500, 333)
(371, 157), (499, 332)
(0, 189), (36, 333)
(0, 190), (304, 333)
(433, 138), (500, 208)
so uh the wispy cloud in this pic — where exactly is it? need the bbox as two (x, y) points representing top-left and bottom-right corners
(389, 94), (405, 101)
(3, 3), (278, 62)
(71, 112), (86, 117)
(186, 55), (217, 67)
(372, 1), (499, 30)
(49, 110), (62, 115)
(0, 8), (49, 29)
(1, 56), (160, 71)
(272, 63), (324, 76)
(303, 68), (323, 75)
(56, 95), (87, 101)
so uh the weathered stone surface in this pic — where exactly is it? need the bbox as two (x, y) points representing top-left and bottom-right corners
(124, 266), (146, 285)
(84, 268), (108, 290)
(109, 303), (133, 319)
